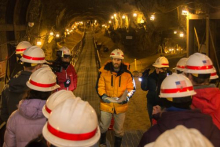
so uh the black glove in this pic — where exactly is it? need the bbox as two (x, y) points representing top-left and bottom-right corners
(64, 79), (71, 87)
(101, 95), (111, 103)
(119, 97), (129, 104)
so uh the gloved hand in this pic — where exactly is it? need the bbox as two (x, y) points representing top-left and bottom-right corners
(64, 79), (71, 87)
(118, 97), (129, 104)
(101, 95), (111, 103)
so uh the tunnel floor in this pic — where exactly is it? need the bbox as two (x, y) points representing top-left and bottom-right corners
(72, 31), (146, 147)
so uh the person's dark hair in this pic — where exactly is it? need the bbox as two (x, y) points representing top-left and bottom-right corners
(160, 96), (192, 109)
(176, 70), (183, 74)
(23, 63), (37, 70)
(26, 90), (51, 100)
(191, 73), (210, 85)
(25, 134), (47, 147)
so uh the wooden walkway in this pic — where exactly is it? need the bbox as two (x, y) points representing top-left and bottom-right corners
(73, 32), (145, 147)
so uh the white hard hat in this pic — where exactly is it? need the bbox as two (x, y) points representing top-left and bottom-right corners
(16, 41), (32, 55)
(59, 46), (71, 55)
(26, 67), (60, 91)
(144, 125), (214, 147)
(175, 58), (188, 72)
(42, 90), (76, 118)
(20, 46), (46, 64)
(42, 98), (100, 147)
(210, 67), (219, 80)
(41, 64), (52, 70)
(152, 56), (169, 68)
(159, 73), (196, 98)
(184, 53), (214, 74)
(110, 49), (124, 59)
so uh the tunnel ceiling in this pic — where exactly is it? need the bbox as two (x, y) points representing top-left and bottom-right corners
(41, 0), (135, 28)
(39, 0), (220, 30)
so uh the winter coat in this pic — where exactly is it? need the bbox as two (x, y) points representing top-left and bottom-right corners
(146, 70), (160, 105)
(97, 61), (135, 114)
(0, 71), (31, 122)
(3, 99), (46, 147)
(192, 84), (220, 129)
(55, 64), (77, 91)
(138, 109), (220, 147)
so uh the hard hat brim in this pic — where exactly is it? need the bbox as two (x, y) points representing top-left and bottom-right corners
(26, 81), (60, 92)
(159, 91), (196, 98)
(21, 58), (47, 64)
(184, 68), (213, 74)
(152, 63), (169, 68)
(210, 75), (219, 80)
(42, 105), (49, 118)
(42, 122), (101, 147)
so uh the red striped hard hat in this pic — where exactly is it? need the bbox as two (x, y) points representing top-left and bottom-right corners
(42, 90), (75, 118)
(185, 53), (214, 74)
(20, 46), (46, 64)
(175, 58), (188, 72)
(16, 41), (32, 55)
(159, 73), (196, 98)
(153, 56), (169, 68)
(110, 49), (124, 59)
(59, 46), (71, 55)
(26, 67), (60, 91)
(42, 98), (100, 147)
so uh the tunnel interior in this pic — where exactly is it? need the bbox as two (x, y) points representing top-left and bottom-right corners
(0, 0), (220, 87)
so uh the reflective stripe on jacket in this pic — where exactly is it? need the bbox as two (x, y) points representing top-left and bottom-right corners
(97, 61), (135, 114)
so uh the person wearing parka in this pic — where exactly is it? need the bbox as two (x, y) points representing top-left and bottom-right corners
(0, 64), (42, 147)
(97, 61), (135, 114)
(3, 97), (47, 147)
(3, 67), (59, 147)
(55, 64), (77, 91)
(96, 49), (135, 147)
(138, 73), (220, 147)
(138, 109), (220, 147)
(191, 84), (220, 129)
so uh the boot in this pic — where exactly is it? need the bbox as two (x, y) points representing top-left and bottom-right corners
(114, 136), (122, 147)
(100, 132), (107, 146)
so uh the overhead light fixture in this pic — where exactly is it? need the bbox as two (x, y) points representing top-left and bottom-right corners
(182, 10), (189, 15)
(114, 14), (117, 17)
(28, 22), (34, 27)
(133, 13), (137, 17)
(37, 40), (42, 46)
(150, 14), (155, 21)
(111, 16), (114, 19)
(56, 34), (60, 38)
(179, 32), (184, 37)
(174, 31), (177, 34)
(122, 15), (126, 19)
(109, 20), (112, 23)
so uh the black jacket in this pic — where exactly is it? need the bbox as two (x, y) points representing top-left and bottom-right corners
(0, 71), (31, 122)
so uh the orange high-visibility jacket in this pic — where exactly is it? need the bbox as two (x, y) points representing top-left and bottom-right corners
(97, 61), (135, 114)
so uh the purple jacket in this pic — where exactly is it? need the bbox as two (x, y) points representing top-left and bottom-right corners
(138, 109), (220, 147)
(3, 99), (46, 147)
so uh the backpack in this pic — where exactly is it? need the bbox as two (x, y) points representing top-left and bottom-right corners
(140, 68), (150, 91)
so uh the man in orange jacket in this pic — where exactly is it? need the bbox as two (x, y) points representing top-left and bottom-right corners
(96, 49), (135, 147)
